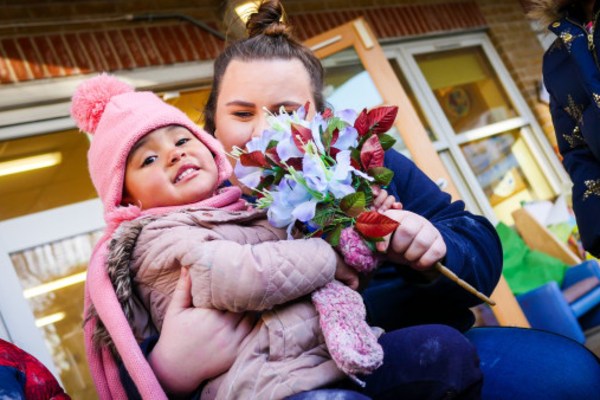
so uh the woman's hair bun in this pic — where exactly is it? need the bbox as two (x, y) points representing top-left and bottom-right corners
(246, 0), (291, 38)
(70, 73), (133, 135)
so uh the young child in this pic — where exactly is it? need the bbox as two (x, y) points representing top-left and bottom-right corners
(73, 74), (389, 399)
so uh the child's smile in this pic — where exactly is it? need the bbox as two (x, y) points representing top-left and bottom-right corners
(174, 164), (200, 184)
(123, 125), (219, 209)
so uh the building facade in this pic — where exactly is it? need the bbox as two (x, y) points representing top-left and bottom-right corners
(0, 1), (563, 398)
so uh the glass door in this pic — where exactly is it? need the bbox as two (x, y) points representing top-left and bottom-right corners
(0, 200), (104, 400)
(385, 33), (568, 225)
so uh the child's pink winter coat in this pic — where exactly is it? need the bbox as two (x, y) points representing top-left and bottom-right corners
(106, 207), (345, 399)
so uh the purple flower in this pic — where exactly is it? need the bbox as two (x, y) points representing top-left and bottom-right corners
(303, 150), (356, 198)
(336, 109), (358, 124)
(276, 129), (303, 161)
(234, 162), (264, 189)
(268, 177), (317, 236)
(332, 126), (358, 151)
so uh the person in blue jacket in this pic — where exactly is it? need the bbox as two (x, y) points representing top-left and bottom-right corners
(119, 1), (600, 399)
(532, 0), (600, 257)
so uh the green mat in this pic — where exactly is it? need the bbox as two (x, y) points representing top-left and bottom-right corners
(496, 222), (569, 295)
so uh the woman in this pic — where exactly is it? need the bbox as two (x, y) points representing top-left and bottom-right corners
(122, 0), (600, 398)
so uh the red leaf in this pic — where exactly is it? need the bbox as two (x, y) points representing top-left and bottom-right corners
(330, 128), (339, 147)
(286, 157), (303, 171)
(329, 146), (340, 160)
(355, 211), (399, 238)
(240, 151), (269, 168)
(350, 157), (362, 171)
(265, 147), (281, 165)
(367, 106), (398, 134)
(322, 108), (333, 119)
(291, 123), (312, 153)
(360, 134), (385, 170)
(354, 108), (370, 136)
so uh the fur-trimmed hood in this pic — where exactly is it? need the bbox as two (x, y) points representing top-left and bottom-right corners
(528, 0), (577, 27)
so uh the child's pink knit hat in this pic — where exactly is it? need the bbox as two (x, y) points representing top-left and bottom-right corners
(70, 73), (232, 218)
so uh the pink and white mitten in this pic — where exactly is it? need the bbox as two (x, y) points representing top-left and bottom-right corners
(312, 280), (384, 385)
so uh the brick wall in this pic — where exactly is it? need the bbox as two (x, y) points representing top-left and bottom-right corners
(0, 0), (554, 144)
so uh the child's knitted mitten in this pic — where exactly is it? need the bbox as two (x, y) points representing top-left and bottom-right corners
(311, 280), (384, 385)
(338, 227), (382, 273)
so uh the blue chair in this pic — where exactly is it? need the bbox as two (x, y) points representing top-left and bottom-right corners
(516, 260), (600, 343)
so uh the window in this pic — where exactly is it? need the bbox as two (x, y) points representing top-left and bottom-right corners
(386, 33), (567, 224)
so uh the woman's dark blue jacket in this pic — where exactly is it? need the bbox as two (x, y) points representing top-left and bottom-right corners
(363, 149), (502, 332)
(544, 12), (600, 257)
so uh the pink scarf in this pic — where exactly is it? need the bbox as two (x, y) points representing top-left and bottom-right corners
(84, 186), (246, 399)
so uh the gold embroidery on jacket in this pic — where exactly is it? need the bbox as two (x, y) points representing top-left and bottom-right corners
(560, 32), (576, 51)
(563, 125), (585, 148)
(564, 95), (584, 124)
(593, 93), (600, 109)
(583, 179), (600, 200)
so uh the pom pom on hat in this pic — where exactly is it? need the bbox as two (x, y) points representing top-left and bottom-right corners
(71, 73), (133, 134)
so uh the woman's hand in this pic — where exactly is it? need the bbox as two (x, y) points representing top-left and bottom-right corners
(149, 268), (254, 396)
(375, 209), (446, 272)
(371, 185), (402, 213)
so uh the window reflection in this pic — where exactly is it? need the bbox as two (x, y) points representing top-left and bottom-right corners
(11, 231), (103, 400)
(461, 130), (553, 223)
(162, 87), (211, 127)
(415, 46), (517, 133)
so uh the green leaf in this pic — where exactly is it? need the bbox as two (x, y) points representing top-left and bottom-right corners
(312, 207), (336, 228)
(378, 134), (396, 151)
(326, 224), (343, 247)
(340, 192), (366, 217)
(368, 167), (394, 186)
(351, 148), (361, 164)
(321, 124), (332, 150)
(354, 180), (374, 207)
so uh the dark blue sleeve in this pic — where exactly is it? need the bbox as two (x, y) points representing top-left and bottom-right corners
(119, 336), (158, 400)
(363, 150), (503, 332)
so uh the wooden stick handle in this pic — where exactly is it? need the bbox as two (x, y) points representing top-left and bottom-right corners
(435, 262), (496, 306)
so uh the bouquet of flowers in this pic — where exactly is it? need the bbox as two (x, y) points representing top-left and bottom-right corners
(233, 103), (401, 272)
(233, 103), (496, 305)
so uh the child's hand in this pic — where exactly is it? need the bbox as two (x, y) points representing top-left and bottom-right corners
(334, 252), (359, 290)
(375, 209), (446, 271)
(371, 185), (402, 213)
